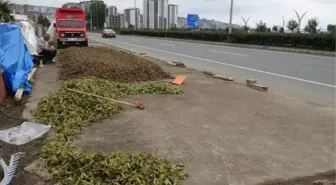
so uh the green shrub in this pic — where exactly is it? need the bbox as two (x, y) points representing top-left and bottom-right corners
(120, 29), (335, 51)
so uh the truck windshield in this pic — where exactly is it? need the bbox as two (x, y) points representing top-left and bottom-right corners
(58, 20), (84, 28)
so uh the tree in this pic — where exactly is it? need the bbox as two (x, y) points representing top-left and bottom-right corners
(128, 24), (135, 29)
(287, 19), (299, 32)
(272, 25), (278, 32)
(90, 1), (106, 28)
(327, 24), (336, 34)
(0, 0), (14, 22)
(279, 27), (285, 33)
(256, 21), (267, 32)
(243, 26), (249, 32)
(37, 14), (50, 27)
(304, 17), (319, 34)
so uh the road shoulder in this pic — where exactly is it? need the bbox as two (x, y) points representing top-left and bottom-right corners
(73, 41), (336, 185)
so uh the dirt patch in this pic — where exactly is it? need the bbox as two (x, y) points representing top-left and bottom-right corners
(0, 64), (61, 185)
(258, 170), (335, 185)
(0, 98), (47, 185)
(73, 53), (335, 185)
(57, 47), (171, 82)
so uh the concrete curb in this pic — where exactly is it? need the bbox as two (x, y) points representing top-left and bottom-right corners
(119, 35), (335, 57)
(166, 61), (186, 68)
(201, 71), (234, 81)
(202, 71), (215, 76)
(213, 74), (234, 81)
(246, 79), (269, 92)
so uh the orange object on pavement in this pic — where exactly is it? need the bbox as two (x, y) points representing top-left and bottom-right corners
(172, 75), (186, 85)
(136, 102), (145, 110)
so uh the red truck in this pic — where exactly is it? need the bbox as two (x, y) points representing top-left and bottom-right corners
(54, 8), (88, 48)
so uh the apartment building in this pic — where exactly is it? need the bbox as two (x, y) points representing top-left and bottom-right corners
(111, 14), (125, 28)
(124, 8), (140, 29)
(62, 2), (81, 8)
(143, 0), (168, 29)
(168, 4), (178, 28)
(8, 3), (56, 23)
(158, 0), (168, 29)
(106, 6), (117, 27)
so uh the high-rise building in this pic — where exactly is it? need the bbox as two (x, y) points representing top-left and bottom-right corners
(139, 14), (143, 28)
(168, 4), (178, 28)
(143, 0), (168, 29)
(106, 6), (117, 28)
(111, 14), (125, 28)
(124, 8), (140, 29)
(158, 0), (168, 29)
(143, 0), (154, 29)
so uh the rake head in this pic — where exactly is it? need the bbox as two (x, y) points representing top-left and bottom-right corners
(0, 153), (22, 185)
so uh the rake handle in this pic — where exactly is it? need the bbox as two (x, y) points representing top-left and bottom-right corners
(66, 88), (136, 107)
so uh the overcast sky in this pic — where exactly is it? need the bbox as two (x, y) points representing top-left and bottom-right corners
(12, 0), (336, 29)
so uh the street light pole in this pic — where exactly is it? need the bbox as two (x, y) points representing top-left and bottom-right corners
(91, 2), (93, 29)
(241, 16), (251, 29)
(228, 0), (234, 35)
(293, 10), (308, 33)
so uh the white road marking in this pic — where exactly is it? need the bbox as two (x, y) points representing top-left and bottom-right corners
(160, 43), (175, 47)
(111, 40), (336, 88)
(209, 49), (248, 57)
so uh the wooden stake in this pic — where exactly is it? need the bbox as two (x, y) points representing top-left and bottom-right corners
(14, 68), (37, 101)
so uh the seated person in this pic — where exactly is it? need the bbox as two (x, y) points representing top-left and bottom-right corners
(37, 34), (57, 63)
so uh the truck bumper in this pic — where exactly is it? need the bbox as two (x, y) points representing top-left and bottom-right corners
(57, 38), (88, 48)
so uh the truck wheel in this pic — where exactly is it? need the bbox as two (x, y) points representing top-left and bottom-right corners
(84, 40), (88, 47)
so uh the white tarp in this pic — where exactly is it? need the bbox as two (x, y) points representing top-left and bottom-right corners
(0, 122), (51, 145)
(18, 21), (38, 56)
(47, 20), (56, 41)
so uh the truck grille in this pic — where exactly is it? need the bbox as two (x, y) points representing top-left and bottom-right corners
(61, 31), (84, 38)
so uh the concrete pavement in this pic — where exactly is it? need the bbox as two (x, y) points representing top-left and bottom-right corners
(73, 53), (335, 185)
(88, 33), (336, 108)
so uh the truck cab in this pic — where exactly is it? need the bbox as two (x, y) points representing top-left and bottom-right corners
(55, 8), (88, 48)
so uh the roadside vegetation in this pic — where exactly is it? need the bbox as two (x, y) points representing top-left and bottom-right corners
(119, 17), (335, 51)
(120, 28), (335, 51)
(0, 0), (14, 22)
(33, 47), (186, 185)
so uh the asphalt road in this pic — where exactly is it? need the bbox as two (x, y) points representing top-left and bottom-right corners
(88, 33), (336, 108)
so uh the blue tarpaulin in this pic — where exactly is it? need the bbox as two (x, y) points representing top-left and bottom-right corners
(0, 24), (34, 94)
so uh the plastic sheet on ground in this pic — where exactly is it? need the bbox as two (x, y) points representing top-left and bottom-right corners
(47, 20), (56, 41)
(18, 21), (38, 56)
(0, 24), (34, 94)
(0, 122), (51, 145)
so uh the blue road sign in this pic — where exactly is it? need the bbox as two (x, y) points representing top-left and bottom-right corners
(187, 14), (199, 29)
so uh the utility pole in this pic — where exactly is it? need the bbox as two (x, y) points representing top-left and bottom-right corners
(96, 3), (98, 28)
(134, 0), (137, 30)
(228, 0), (234, 35)
(91, 2), (93, 29)
(104, 4), (106, 28)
